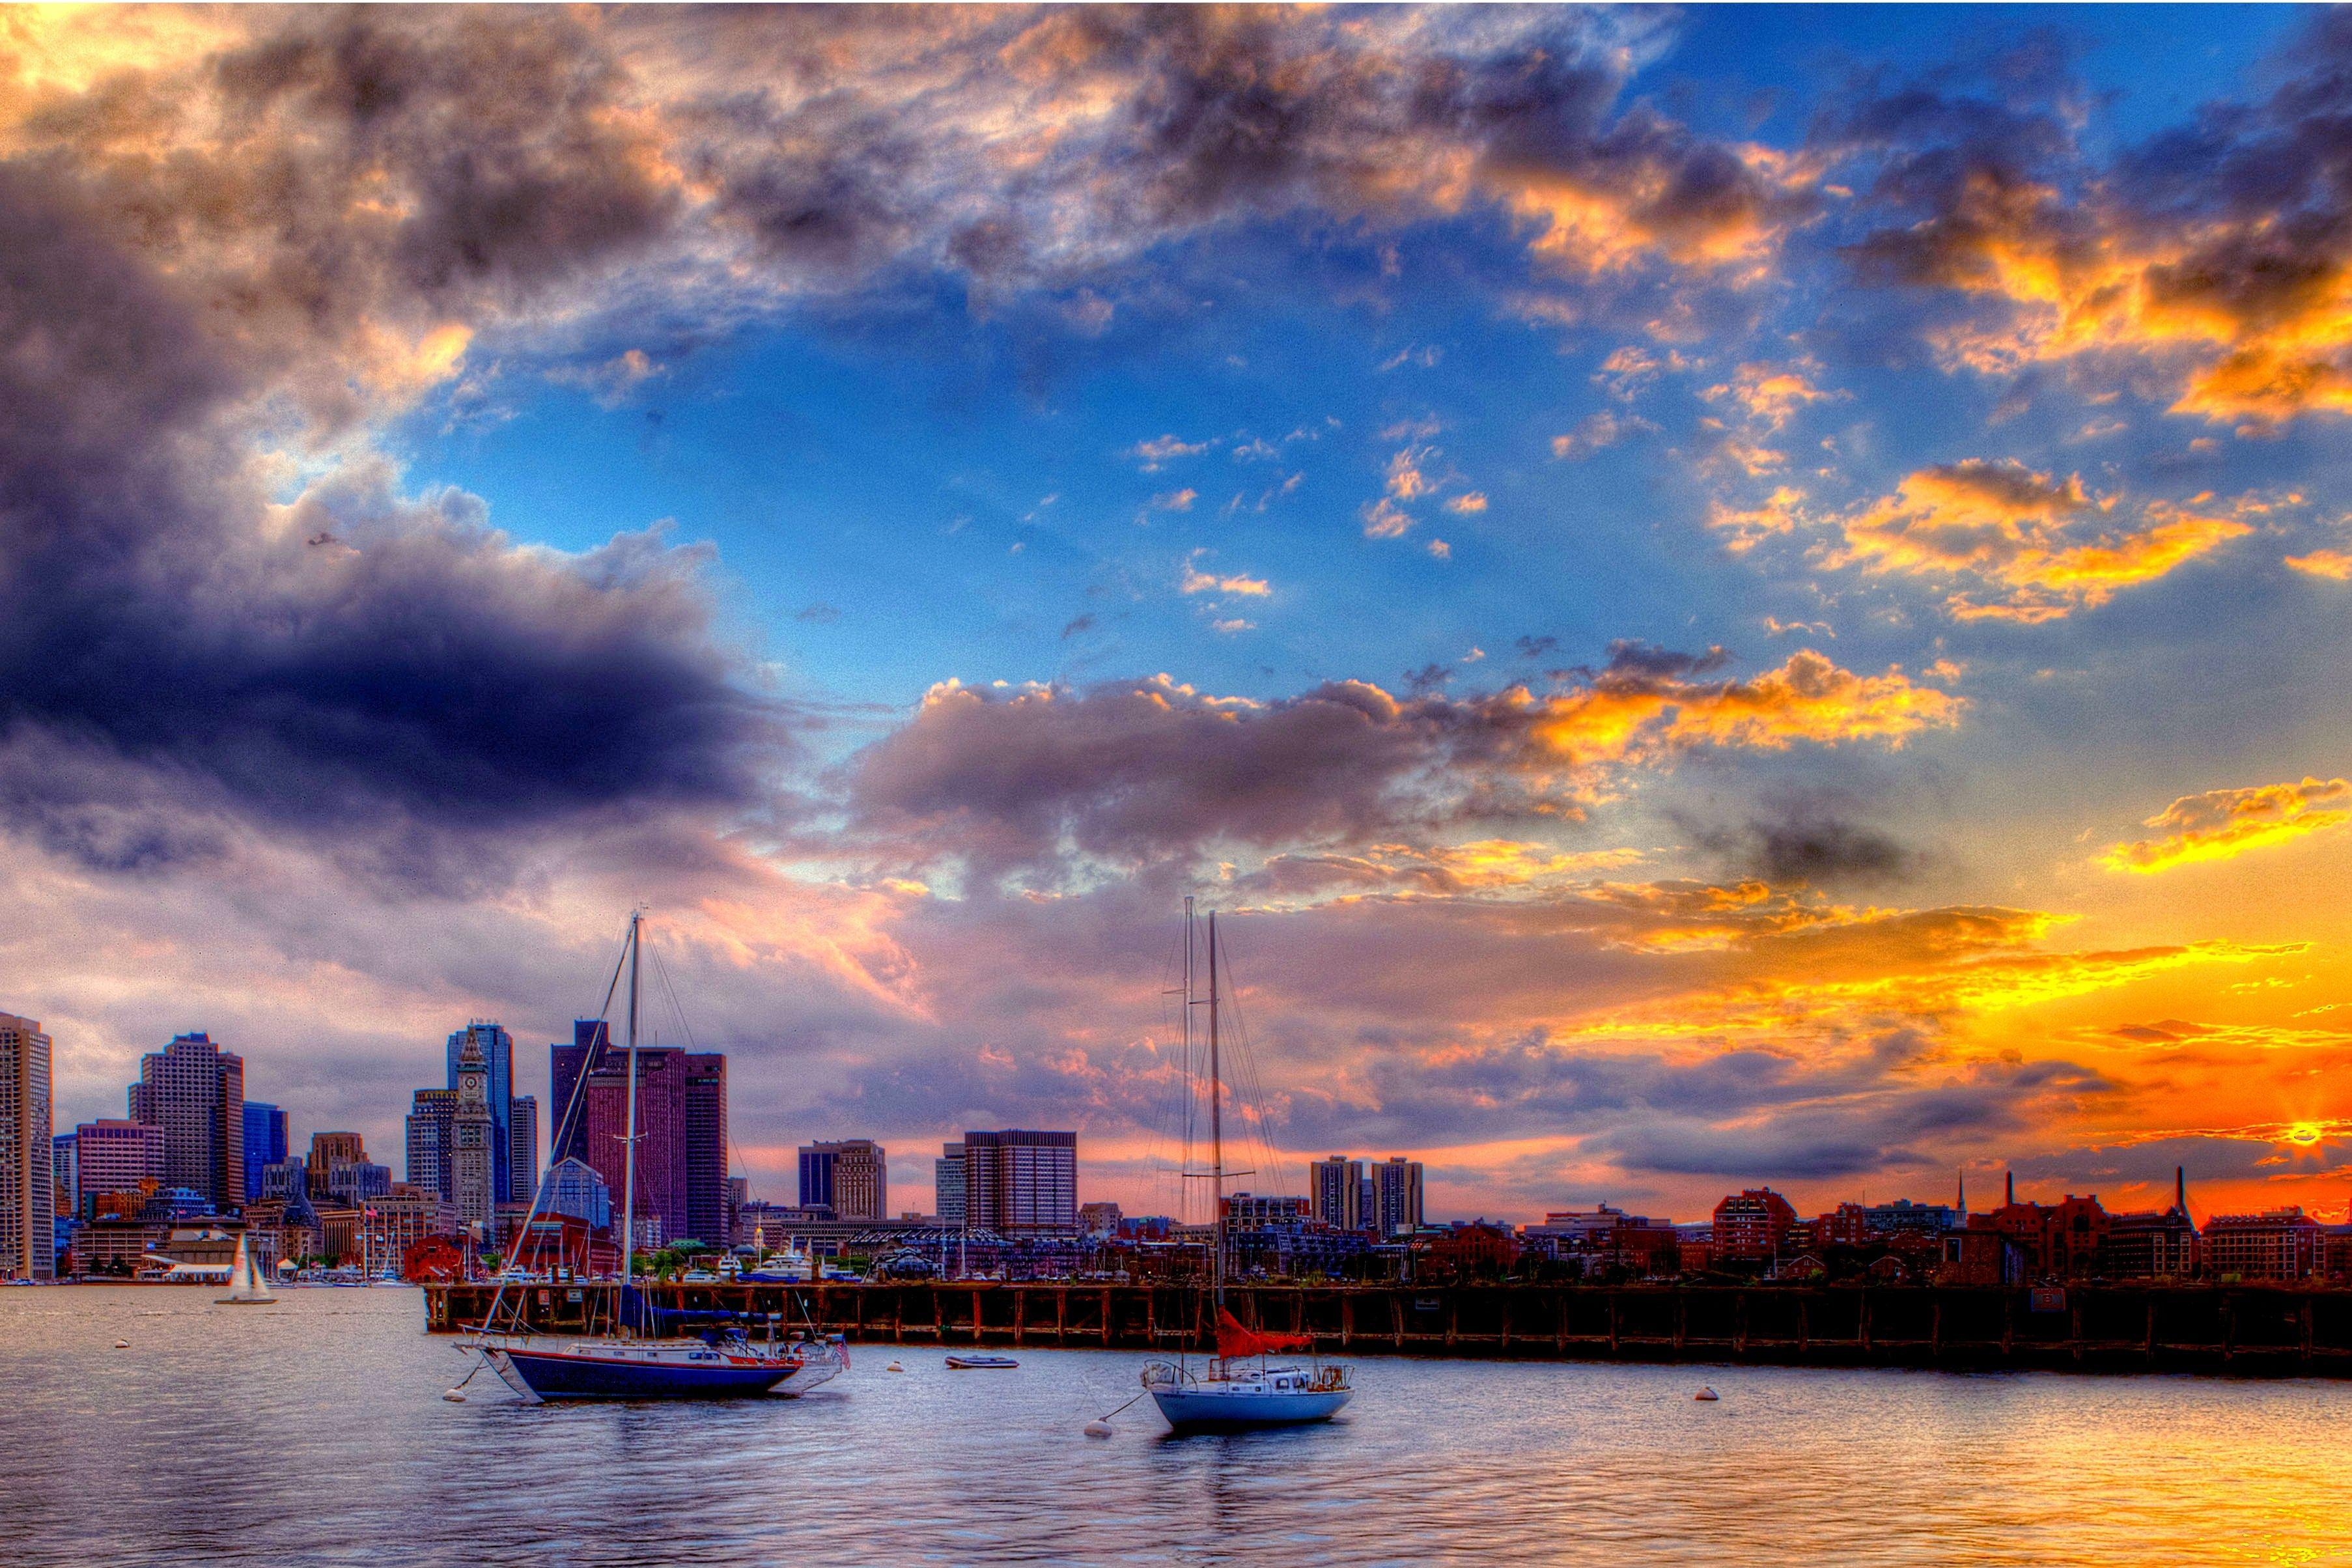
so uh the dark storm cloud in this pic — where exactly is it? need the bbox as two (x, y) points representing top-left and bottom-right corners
(1695, 796), (1925, 888)
(0, 67), (779, 863)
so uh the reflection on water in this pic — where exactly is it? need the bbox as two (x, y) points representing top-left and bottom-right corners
(2, 1287), (2345, 1565)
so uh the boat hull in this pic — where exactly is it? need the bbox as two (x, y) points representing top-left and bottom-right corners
(1149, 1386), (1351, 1431)
(484, 1333), (849, 1402)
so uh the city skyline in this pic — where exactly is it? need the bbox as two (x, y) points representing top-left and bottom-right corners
(10, 7), (2352, 1227)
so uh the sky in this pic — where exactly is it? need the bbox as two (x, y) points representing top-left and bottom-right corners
(7, 4), (2352, 1229)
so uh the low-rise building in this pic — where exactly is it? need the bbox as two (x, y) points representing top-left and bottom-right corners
(2203, 1208), (2322, 1281)
(1711, 1189), (1796, 1263)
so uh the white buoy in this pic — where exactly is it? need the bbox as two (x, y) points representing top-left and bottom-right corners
(1694, 1386), (1719, 1401)
(114, 1339), (130, 1349)
(1083, 1420), (1114, 1438)
(886, 1360), (905, 1373)
(443, 1390), (468, 1403)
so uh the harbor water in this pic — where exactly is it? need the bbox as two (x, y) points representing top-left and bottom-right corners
(3, 1285), (2347, 1565)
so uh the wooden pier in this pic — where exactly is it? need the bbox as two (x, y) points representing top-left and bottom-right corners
(423, 1280), (2352, 1377)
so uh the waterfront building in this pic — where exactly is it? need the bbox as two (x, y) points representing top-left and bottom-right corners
(450, 1031), (496, 1235)
(2102, 1169), (2199, 1279)
(1711, 1188), (1797, 1262)
(1, 1013), (55, 1279)
(241, 1103), (288, 1204)
(128, 1031), (244, 1214)
(1520, 1205), (1679, 1275)
(800, 1139), (888, 1224)
(539, 1156), (613, 1231)
(1080, 1201), (1123, 1237)
(961, 1129), (1078, 1234)
(547, 1020), (609, 1166)
(1310, 1156), (1369, 1230)
(2203, 1207), (2323, 1281)
(362, 1186), (455, 1273)
(1967, 1186), (2110, 1280)
(1222, 1192), (1310, 1227)
(72, 1118), (164, 1211)
(1375, 1156), (1423, 1237)
(307, 1132), (367, 1196)
(935, 1143), (966, 1228)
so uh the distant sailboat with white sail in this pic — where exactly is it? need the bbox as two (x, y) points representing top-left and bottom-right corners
(215, 1233), (275, 1305)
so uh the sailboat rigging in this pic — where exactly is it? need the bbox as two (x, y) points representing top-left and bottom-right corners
(469, 909), (849, 1401)
(1141, 901), (1352, 1431)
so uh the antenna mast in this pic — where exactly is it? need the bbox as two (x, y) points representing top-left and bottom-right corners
(1209, 910), (1224, 1315)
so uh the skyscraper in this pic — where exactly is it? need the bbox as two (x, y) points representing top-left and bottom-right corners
(960, 1130), (1078, 1234)
(128, 1032), (243, 1213)
(800, 1140), (888, 1222)
(72, 1119), (163, 1208)
(583, 1046), (686, 1248)
(445, 1022), (515, 1205)
(1375, 1156), (1423, 1237)
(508, 1094), (538, 1206)
(935, 1143), (966, 1227)
(1311, 1156), (1369, 1230)
(548, 1020), (609, 1166)
(241, 1102), (287, 1204)
(405, 1087), (455, 1199)
(0, 1013), (55, 1280)
(682, 1054), (727, 1246)
(450, 1030), (496, 1235)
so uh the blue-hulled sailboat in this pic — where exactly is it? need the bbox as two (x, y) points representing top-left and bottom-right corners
(471, 910), (848, 1403)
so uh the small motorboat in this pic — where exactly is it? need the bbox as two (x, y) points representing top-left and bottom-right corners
(945, 1354), (1018, 1370)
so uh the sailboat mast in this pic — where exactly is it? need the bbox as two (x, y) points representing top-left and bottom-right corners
(1208, 910), (1224, 1311)
(620, 910), (641, 1298)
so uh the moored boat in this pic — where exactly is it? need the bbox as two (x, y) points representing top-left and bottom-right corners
(944, 1354), (1019, 1370)
(469, 910), (852, 1403)
(1141, 904), (1355, 1433)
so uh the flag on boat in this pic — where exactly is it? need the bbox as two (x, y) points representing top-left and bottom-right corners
(1217, 1308), (1313, 1358)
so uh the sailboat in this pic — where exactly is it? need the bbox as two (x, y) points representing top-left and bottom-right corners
(472, 910), (850, 1401)
(214, 1233), (276, 1305)
(1141, 903), (1352, 1432)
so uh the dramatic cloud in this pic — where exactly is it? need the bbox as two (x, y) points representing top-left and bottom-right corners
(1831, 460), (2250, 621)
(2104, 776), (2352, 874)
(1834, 14), (2352, 424)
(844, 649), (1959, 882)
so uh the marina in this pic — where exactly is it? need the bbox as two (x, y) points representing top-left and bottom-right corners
(426, 1277), (2352, 1378)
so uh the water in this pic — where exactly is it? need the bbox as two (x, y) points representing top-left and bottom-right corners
(3, 1287), (2347, 1566)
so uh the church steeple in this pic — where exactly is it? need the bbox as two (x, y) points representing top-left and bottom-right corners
(1955, 1168), (1967, 1220)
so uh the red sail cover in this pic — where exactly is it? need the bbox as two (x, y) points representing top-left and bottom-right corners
(1217, 1308), (1313, 1358)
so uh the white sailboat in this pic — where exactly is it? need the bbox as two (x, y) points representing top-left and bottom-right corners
(1141, 903), (1352, 1431)
(215, 1233), (276, 1305)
